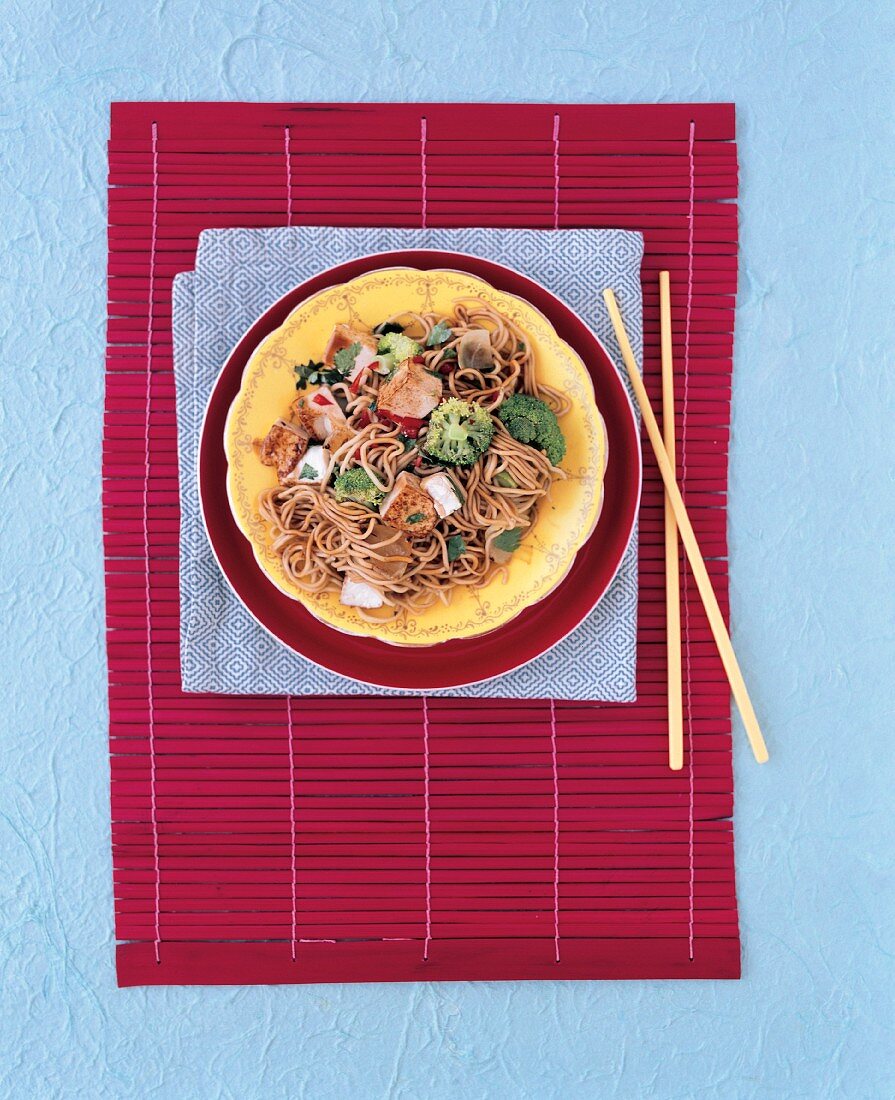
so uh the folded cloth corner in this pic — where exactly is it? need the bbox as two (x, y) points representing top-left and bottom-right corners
(173, 226), (643, 700)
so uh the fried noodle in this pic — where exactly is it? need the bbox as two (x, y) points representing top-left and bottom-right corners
(257, 300), (568, 620)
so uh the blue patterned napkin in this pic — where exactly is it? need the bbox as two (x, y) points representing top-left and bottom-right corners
(172, 227), (642, 700)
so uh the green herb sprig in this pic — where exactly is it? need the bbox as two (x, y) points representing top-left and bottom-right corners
(446, 535), (466, 562)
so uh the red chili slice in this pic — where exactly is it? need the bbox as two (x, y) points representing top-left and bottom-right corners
(312, 393), (333, 406)
(357, 409), (371, 428)
(379, 408), (426, 438)
(412, 355), (426, 365)
(348, 370), (367, 396)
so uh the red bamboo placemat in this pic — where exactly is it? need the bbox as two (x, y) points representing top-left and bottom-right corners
(105, 102), (740, 985)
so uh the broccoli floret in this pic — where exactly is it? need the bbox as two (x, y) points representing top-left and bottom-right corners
(497, 393), (566, 467)
(333, 467), (386, 506)
(377, 331), (423, 362)
(422, 398), (494, 467)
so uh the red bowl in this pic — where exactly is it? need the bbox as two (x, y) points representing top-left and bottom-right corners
(199, 250), (641, 690)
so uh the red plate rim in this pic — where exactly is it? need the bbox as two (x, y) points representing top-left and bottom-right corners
(198, 249), (641, 691)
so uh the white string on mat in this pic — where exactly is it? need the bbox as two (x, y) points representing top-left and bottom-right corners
(287, 695), (298, 959)
(282, 124), (300, 960)
(284, 125), (293, 226)
(552, 113), (561, 230)
(420, 115), (428, 229)
(549, 698), (561, 962)
(683, 118), (697, 961)
(144, 120), (162, 965)
(422, 695), (433, 960)
(282, 125), (299, 960)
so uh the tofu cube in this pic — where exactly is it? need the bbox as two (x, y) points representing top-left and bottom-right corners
(292, 386), (348, 443)
(283, 444), (331, 484)
(377, 360), (442, 422)
(323, 323), (378, 368)
(379, 472), (438, 537)
(258, 419), (309, 482)
(340, 573), (385, 609)
(325, 421), (355, 455)
(421, 472), (464, 518)
(346, 343), (381, 386)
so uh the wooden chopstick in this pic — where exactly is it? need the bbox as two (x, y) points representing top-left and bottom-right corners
(659, 272), (684, 771)
(603, 288), (769, 764)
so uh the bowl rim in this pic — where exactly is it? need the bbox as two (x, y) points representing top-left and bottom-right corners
(221, 263), (608, 646)
(198, 247), (642, 691)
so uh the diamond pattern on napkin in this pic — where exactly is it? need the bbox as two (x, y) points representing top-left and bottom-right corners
(173, 227), (643, 700)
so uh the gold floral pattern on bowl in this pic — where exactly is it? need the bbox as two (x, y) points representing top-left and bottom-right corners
(225, 268), (607, 646)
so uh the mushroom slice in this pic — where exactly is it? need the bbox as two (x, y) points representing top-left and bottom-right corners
(361, 522), (413, 580)
(457, 329), (493, 373)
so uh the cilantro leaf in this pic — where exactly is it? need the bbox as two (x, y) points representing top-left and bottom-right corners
(440, 347), (458, 360)
(294, 359), (328, 390)
(493, 527), (524, 554)
(373, 321), (404, 336)
(333, 341), (361, 376)
(446, 535), (466, 562)
(406, 512), (425, 524)
(494, 470), (517, 489)
(426, 320), (453, 347)
(298, 463), (317, 480)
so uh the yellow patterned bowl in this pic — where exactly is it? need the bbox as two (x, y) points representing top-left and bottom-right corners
(224, 267), (607, 646)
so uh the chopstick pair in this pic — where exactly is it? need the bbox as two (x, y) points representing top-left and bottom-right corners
(603, 286), (769, 765)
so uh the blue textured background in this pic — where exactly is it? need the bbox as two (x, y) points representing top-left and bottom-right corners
(2, 1), (893, 1096)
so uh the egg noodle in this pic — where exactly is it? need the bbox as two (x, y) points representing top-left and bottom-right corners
(258, 301), (570, 621)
